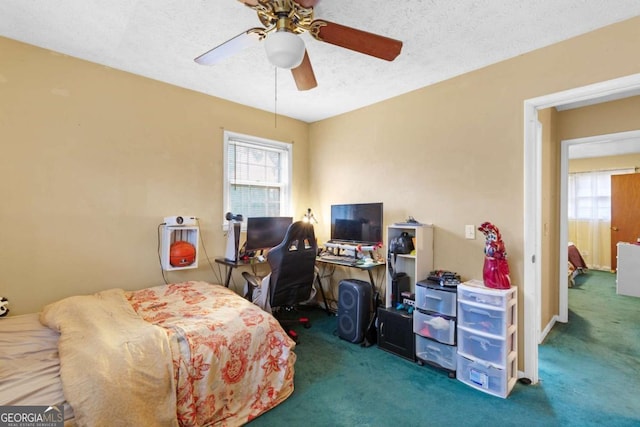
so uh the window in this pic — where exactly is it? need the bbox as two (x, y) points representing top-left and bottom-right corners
(223, 131), (292, 225)
(567, 168), (633, 220)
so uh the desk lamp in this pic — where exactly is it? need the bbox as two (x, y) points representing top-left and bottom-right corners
(302, 208), (317, 224)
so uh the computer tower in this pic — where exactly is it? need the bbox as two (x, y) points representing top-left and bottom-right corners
(337, 279), (372, 343)
(391, 272), (410, 306)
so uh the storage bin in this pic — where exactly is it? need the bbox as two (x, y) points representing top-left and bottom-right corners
(457, 326), (514, 368)
(415, 335), (456, 371)
(413, 309), (456, 345)
(457, 280), (515, 309)
(458, 300), (513, 336)
(456, 354), (516, 398)
(415, 281), (457, 316)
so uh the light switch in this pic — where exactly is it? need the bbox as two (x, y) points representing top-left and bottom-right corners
(465, 225), (476, 239)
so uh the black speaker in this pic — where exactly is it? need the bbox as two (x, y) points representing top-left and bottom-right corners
(338, 279), (372, 343)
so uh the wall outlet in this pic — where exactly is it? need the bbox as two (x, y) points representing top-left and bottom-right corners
(465, 224), (476, 239)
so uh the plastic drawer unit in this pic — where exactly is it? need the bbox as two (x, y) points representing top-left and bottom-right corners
(413, 279), (458, 377)
(456, 281), (517, 398)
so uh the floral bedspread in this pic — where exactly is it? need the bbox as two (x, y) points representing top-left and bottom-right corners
(127, 281), (296, 426)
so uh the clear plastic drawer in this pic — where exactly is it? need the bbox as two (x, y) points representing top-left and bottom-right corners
(458, 301), (513, 336)
(457, 281), (515, 309)
(415, 283), (456, 316)
(413, 309), (456, 345)
(415, 335), (456, 371)
(457, 326), (513, 367)
(456, 354), (515, 398)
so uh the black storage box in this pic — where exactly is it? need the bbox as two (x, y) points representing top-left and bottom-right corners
(377, 306), (415, 361)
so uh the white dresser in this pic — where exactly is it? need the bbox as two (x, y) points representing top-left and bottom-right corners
(616, 242), (640, 298)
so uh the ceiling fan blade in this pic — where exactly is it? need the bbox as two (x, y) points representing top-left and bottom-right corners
(237, 0), (259, 6)
(194, 28), (264, 65)
(311, 20), (402, 61)
(291, 50), (317, 91)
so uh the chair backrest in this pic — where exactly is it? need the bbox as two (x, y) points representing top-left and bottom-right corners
(267, 221), (318, 307)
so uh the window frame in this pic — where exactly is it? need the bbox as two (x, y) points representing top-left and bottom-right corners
(223, 130), (292, 229)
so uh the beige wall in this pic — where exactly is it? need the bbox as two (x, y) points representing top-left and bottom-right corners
(0, 37), (311, 314)
(569, 153), (640, 173)
(558, 95), (640, 141)
(309, 16), (640, 360)
(3, 16), (640, 370)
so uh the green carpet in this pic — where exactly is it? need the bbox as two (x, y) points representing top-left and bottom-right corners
(249, 271), (640, 426)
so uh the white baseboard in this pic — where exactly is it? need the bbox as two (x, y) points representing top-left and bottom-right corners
(538, 315), (560, 344)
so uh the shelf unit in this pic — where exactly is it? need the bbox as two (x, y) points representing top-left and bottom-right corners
(456, 280), (517, 398)
(385, 224), (434, 307)
(160, 225), (200, 271)
(378, 224), (433, 360)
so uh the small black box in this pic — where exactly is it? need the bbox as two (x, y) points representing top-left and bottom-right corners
(377, 306), (415, 361)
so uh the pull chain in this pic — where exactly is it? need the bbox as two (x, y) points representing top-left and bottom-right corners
(274, 66), (278, 128)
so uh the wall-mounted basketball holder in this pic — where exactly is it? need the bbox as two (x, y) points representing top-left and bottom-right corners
(160, 215), (199, 271)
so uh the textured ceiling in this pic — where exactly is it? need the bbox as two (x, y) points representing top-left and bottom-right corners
(1, 1), (640, 123)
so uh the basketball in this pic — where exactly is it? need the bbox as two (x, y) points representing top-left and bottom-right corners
(170, 241), (196, 267)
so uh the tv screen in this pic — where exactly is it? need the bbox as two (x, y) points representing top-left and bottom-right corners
(245, 217), (293, 251)
(330, 203), (383, 245)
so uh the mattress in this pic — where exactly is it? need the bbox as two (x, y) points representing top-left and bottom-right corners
(0, 313), (74, 420)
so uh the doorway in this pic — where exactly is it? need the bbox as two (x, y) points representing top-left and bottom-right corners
(558, 130), (640, 325)
(523, 73), (640, 384)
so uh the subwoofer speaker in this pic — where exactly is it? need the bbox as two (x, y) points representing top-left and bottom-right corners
(337, 279), (372, 343)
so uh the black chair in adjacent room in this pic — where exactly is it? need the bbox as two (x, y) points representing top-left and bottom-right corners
(242, 221), (318, 342)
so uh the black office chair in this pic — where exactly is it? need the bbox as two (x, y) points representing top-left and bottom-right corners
(242, 221), (318, 342)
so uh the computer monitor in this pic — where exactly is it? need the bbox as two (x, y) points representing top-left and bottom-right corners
(245, 217), (293, 252)
(330, 203), (383, 246)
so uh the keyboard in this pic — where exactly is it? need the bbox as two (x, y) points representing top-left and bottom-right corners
(318, 254), (357, 266)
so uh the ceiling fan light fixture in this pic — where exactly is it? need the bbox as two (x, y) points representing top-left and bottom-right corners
(264, 30), (305, 69)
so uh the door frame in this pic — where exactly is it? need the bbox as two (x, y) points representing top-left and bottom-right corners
(523, 73), (640, 384)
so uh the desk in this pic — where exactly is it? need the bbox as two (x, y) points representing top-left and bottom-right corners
(315, 257), (385, 289)
(214, 257), (266, 288)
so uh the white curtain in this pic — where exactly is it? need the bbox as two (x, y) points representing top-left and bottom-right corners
(567, 168), (634, 270)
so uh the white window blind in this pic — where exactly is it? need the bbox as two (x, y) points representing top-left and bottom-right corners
(567, 168), (633, 220)
(223, 131), (292, 223)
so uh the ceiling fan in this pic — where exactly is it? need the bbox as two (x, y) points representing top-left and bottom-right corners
(194, 0), (403, 91)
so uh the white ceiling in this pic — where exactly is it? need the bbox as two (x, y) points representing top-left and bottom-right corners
(1, 1), (640, 123)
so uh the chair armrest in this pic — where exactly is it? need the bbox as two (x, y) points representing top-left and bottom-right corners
(242, 271), (262, 289)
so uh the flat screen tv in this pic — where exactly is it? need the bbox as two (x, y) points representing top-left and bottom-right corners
(330, 203), (383, 246)
(245, 217), (293, 251)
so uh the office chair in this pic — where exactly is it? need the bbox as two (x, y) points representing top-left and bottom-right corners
(242, 221), (318, 342)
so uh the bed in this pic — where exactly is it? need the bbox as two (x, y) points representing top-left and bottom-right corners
(0, 281), (296, 426)
(568, 242), (588, 287)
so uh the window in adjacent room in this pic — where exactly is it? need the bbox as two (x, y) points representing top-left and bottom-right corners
(223, 131), (292, 226)
(567, 168), (633, 221)
(567, 167), (633, 270)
